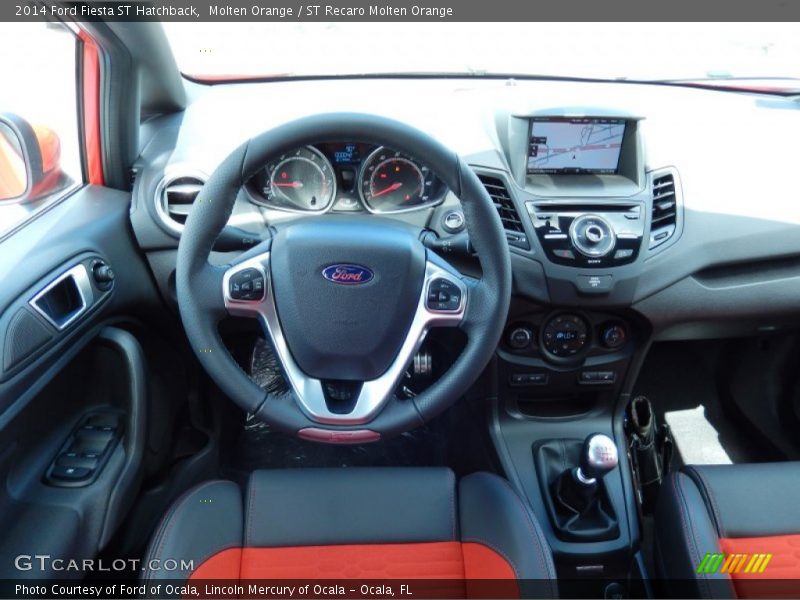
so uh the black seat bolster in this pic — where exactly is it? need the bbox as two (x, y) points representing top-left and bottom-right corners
(459, 472), (557, 595)
(245, 467), (457, 547)
(654, 472), (735, 599)
(143, 480), (243, 582)
(142, 467), (558, 594)
(682, 463), (800, 538)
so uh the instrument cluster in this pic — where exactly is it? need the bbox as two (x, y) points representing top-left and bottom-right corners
(246, 142), (448, 214)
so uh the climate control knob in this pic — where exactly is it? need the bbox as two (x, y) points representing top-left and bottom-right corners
(569, 214), (615, 258)
(508, 326), (534, 350)
(601, 324), (627, 349)
(541, 314), (589, 358)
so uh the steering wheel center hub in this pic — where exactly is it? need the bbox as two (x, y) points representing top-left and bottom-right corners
(270, 216), (426, 381)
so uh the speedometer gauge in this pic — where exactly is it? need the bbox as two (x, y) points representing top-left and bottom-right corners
(359, 147), (444, 213)
(260, 146), (336, 212)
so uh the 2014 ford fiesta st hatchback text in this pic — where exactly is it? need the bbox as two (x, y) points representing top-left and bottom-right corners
(1, 13), (800, 600)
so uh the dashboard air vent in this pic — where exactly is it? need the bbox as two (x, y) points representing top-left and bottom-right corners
(649, 170), (678, 249)
(477, 174), (529, 249)
(156, 174), (205, 234)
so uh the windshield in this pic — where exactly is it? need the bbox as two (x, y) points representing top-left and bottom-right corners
(163, 22), (800, 82)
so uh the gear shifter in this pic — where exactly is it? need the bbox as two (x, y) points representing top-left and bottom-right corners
(559, 433), (618, 513)
(535, 433), (621, 542)
(575, 433), (619, 484)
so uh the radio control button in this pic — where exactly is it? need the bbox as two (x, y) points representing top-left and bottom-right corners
(570, 215), (615, 258)
(553, 249), (576, 260)
(614, 249), (634, 260)
(575, 274), (614, 294)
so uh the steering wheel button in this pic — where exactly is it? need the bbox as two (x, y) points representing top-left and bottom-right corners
(230, 268), (265, 301)
(426, 278), (461, 312)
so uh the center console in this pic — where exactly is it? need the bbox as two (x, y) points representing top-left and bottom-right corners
(490, 303), (649, 595)
(480, 107), (665, 596)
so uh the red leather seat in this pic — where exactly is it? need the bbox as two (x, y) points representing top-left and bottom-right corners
(655, 463), (800, 598)
(143, 468), (557, 598)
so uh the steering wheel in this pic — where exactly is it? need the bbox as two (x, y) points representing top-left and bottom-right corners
(177, 113), (511, 442)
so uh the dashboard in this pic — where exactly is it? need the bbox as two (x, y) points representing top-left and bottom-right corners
(245, 143), (447, 214)
(131, 76), (800, 343)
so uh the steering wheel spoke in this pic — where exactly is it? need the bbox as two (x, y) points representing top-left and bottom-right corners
(223, 255), (466, 425)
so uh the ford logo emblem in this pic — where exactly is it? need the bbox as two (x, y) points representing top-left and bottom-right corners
(322, 264), (374, 285)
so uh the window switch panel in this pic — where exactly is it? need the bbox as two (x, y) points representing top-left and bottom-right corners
(44, 410), (124, 488)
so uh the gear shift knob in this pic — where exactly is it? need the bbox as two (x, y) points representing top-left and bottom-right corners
(576, 433), (618, 484)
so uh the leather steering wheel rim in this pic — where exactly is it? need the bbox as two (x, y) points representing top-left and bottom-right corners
(176, 113), (511, 441)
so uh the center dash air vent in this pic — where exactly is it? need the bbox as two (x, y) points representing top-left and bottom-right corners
(477, 174), (530, 249)
(156, 174), (205, 234)
(649, 169), (680, 250)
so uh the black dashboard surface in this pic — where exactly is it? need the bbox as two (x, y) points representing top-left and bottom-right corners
(131, 76), (800, 339)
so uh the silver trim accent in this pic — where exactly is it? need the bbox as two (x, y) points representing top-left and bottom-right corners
(574, 468), (597, 486)
(223, 253), (466, 425)
(578, 433), (619, 483)
(569, 214), (616, 258)
(442, 209), (466, 233)
(29, 264), (95, 331)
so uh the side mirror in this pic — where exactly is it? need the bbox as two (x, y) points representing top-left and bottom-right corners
(0, 113), (67, 202)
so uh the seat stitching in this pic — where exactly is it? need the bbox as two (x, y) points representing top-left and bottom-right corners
(449, 470), (457, 540)
(245, 475), (258, 547)
(145, 479), (222, 581)
(673, 475), (712, 599)
(685, 467), (725, 537)
(144, 480), (225, 582)
(494, 476), (557, 597)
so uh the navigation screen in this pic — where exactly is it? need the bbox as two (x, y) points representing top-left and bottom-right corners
(527, 118), (626, 174)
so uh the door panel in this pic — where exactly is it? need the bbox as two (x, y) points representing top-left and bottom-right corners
(0, 184), (158, 577)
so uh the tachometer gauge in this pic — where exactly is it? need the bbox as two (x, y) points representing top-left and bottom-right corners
(260, 146), (336, 212)
(359, 147), (444, 213)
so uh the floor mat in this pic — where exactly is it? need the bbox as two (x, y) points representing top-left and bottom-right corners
(663, 406), (733, 465)
(633, 341), (765, 468)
